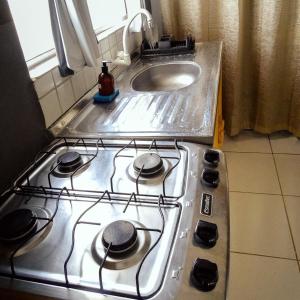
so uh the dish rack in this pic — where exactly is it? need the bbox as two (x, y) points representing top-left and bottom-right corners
(140, 35), (195, 58)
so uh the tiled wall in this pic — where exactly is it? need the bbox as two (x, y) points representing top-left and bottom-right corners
(33, 27), (142, 127)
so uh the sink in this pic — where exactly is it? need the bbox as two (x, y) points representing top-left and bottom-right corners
(131, 62), (201, 92)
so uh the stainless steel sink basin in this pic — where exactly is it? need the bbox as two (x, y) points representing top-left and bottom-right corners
(131, 62), (201, 92)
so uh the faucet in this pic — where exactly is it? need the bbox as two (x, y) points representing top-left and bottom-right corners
(114, 8), (153, 66)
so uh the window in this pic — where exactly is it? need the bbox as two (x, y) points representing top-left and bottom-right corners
(8, 0), (142, 67)
(87, 0), (128, 34)
(8, 0), (55, 62)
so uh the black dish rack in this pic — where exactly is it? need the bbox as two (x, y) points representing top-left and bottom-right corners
(140, 35), (195, 58)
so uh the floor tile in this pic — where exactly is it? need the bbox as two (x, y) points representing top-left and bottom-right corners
(227, 253), (300, 300)
(270, 132), (300, 154)
(230, 192), (295, 258)
(222, 131), (271, 153)
(225, 153), (281, 194)
(274, 154), (300, 196)
(284, 196), (300, 258)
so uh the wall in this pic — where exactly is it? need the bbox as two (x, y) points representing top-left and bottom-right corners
(32, 28), (142, 128)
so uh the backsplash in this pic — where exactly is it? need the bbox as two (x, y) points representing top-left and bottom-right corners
(33, 27), (142, 128)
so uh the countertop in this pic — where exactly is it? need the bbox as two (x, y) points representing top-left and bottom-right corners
(53, 41), (222, 144)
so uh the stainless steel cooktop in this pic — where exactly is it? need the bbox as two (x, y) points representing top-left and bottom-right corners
(0, 137), (229, 300)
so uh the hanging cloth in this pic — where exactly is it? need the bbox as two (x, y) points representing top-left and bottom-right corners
(49, 0), (99, 75)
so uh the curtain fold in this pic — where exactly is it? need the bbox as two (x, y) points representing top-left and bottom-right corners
(160, 0), (300, 137)
(49, 0), (99, 73)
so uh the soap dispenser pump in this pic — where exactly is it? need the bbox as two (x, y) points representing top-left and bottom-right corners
(98, 61), (114, 96)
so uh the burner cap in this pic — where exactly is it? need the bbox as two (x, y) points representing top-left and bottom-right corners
(57, 151), (83, 173)
(0, 209), (37, 241)
(133, 152), (163, 176)
(102, 220), (137, 254)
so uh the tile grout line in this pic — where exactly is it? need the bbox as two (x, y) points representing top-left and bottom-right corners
(229, 190), (281, 196)
(230, 190), (300, 198)
(224, 150), (300, 156)
(223, 150), (272, 154)
(268, 135), (300, 272)
(230, 250), (298, 262)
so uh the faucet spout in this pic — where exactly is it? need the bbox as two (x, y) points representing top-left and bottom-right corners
(114, 9), (153, 66)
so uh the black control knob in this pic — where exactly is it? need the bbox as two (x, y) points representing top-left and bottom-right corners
(194, 220), (218, 248)
(201, 168), (219, 188)
(190, 258), (218, 292)
(204, 149), (220, 168)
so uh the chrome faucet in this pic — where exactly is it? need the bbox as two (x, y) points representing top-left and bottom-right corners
(114, 9), (153, 66)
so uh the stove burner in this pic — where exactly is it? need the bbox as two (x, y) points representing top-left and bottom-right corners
(92, 221), (151, 270)
(0, 209), (37, 242)
(133, 152), (164, 176)
(102, 220), (138, 255)
(57, 151), (83, 173)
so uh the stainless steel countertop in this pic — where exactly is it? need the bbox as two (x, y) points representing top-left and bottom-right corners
(53, 42), (222, 145)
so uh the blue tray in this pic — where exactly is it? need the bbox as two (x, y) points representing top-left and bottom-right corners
(93, 89), (119, 103)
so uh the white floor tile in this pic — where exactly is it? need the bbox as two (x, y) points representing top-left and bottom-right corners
(222, 131), (271, 153)
(230, 192), (295, 258)
(274, 154), (300, 196)
(284, 196), (300, 258)
(227, 253), (300, 300)
(226, 153), (281, 194)
(270, 132), (300, 154)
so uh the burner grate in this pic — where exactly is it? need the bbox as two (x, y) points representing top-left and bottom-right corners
(3, 137), (184, 298)
(15, 137), (182, 197)
(58, 189), (167, 298)
(3, 178), (180, 298)
(110, 138), (181, 196)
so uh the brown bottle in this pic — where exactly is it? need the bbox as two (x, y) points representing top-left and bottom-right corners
(98, 61), (114, 96)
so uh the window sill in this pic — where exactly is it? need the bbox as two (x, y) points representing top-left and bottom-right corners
(29, 55), (58, 80)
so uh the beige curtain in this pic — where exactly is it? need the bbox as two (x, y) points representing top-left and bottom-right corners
(160, 0), (300, 137)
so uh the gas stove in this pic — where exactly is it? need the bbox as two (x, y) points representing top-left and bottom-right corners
(0, 137), (228, 300)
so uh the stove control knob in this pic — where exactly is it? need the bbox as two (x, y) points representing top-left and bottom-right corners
(190, 258), (218, 292)
(204, 149), (220, 168)
(194, 220), (218, 248)
(201, 169), (219, 188)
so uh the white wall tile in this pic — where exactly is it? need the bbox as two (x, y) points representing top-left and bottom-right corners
(39, 90), (62, 127)
(56, 79), (75, 113)
(34, 72), (55, 98)
(70, 70), (87, 100)
(108, 33), (117, 48)
(117, 40), (123, 52)
(102, 50), (112, 61)
(83, 67), (97, 90)
(110, 45), (118, 61)
(97, 42), (102, 57)
(52, 67), (69, 87)
(100, 37), (110, 53)
(116, 28), (123, 42)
